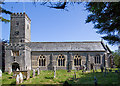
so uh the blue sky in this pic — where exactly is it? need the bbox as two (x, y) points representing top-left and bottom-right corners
(2, 2), (118, 51)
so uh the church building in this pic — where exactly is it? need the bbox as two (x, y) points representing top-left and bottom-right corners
(5, 12), (113, 71)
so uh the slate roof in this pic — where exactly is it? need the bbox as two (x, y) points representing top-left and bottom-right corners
(26, 41), (108, 52)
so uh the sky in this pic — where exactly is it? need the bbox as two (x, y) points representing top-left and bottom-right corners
(1, 2), (119, 51)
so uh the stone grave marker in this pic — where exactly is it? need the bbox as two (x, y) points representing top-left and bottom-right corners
(74, 71), (76, 79)
(94, 76), (97, 86)
(8, 67), (12, 74)
(53, 66), (56, 78)
(19, 72), (23, 83)
(16, 68), (19, 71)
(109, 69), (112, 72)
(33, 69), (35, 77)
(100, 65), (104, 72)
(0, 69), (2, 77)
(115, 70), (118, 73)
(37, 68), (40, 75)
(16, 74), (20, 85)
(27, 70), (30, 80)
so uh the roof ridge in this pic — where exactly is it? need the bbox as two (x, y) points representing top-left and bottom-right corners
(28, 41), (101, 43)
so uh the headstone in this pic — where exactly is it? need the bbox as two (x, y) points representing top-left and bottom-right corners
(19, 72), (23, 83)
(109, 69), (112, 72)
(33, 69), (35, 77)
(67, 63), (71, 72)
(53, 66), (56, 78)
(16, 68), (19, 71)
(100, 65), (104, 72)
(16, 74), (20, 85)
(0, 69), (2, 77)
(27, 70), (30, 80)
(83, 65), (86, 71)
(74, 71), (76, 79)
(115, 70), (118, 73)
(37, 68), (40, 75)
(94, 76), (97, 86)
(8, 67), (12, 74)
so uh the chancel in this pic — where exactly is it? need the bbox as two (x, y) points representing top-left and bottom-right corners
(5, 12), (113, 72)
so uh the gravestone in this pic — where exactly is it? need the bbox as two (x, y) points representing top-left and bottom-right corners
(67, 63), (71, 72)
(0, 69), (2, 77)
(115, 70), (118, 73)
(33, 69), (35, 77)
(19, 72), (23, 83)
(53, 66), (56, 78)
(16, 68), (19, 71)
(74, 71), (76, 79)
(94, 76), (97, 86)
(109, 69), (112, 72)
(100, 65), (104, 72)
(37, 68), (40, 75)
(8, 67), (12, 74)
(27, 70), (30, 80)
(16, 74), (20, 85)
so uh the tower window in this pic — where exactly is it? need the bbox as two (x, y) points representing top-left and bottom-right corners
(14, 31), (19, 36)
(27, 24), (29, 29)
(12, 51), (19, 56)
(16, 21), (19, 26)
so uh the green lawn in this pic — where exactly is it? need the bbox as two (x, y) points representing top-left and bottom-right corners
(2, 68), (120, 85)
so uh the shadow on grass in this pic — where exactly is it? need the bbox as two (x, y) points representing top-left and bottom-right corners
(45, 76), (53, 79)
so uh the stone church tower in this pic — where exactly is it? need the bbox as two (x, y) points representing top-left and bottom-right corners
(5, 13), (31, 71)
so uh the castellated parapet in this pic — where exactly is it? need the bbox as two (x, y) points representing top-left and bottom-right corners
(11, 12), (31, 21)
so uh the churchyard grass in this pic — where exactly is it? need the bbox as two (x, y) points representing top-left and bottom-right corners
(2, 68), (120, 85)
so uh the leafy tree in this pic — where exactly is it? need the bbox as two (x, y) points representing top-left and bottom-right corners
(113, 50), (120, 68)
(85, 2), (120, 45)
(0, 1), (12, 23)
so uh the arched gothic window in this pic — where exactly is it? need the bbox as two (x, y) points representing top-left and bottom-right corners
(74, 55), (81, 66)
(95, 54), (101, 64)
(38, 55), (46, 66)
(58, 54), (65, 66)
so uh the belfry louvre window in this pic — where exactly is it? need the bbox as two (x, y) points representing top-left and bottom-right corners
(13, 51), (19, 56)
(74, 55), (81, 66)
(95, 54), (101, 64)
(58, 55), (65, 66)
(38, 55), (46, 66)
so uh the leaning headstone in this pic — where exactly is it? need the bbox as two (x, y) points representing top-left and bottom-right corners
(19, 72), (23, 83)
(0, 69), (2, 77)
(8, 67), (12, 74)
(16, 74), (20, 85)
(53, 66), (56, 78)
(37, 68), (40, 75)
(33, 69), (35, 78)
(16, 68), (19, 71)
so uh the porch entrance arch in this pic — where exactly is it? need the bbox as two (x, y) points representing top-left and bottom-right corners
(12, 62), (20, 71)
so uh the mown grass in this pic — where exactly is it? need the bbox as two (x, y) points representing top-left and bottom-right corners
(2, 68), (120, 85)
